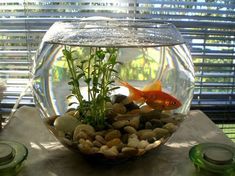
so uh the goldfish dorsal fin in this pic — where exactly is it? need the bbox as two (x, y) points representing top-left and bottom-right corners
(142, 80), (162, 91)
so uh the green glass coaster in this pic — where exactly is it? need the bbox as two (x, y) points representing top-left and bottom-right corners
(0, 140), (28, 176)
(189, 143), (235, 176)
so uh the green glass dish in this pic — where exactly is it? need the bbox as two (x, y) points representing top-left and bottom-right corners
(189, 143), (235, 176)
(0, 140), (28, 176)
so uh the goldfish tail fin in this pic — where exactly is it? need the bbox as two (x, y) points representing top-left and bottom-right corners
(119, 81), (143, 101)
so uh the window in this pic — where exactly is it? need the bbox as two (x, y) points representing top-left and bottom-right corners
(0, 0), (234, 121)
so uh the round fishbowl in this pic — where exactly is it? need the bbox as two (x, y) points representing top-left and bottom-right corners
(33, 18), (194, 161)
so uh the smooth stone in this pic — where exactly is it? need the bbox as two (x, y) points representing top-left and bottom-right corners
(45, 115), (59, 126)
(105, 102), (113, 109)
(147, 137), (157, 143)
(129, 116), (140, 129)
(128, 109), (141, 115)
(112, 120), (129, 129)
(159, 113), (171, 119)
(145, 121), (153, 129)
(153, 128), (170, 139)
(73, 131), (90, 141)
(74, 126), (94, 142)
(100, 145), (108, 152)
(105, 101), (118, 121)
(78, 144), (92, 154)
(78, 138), (86, 144)
(79, 138), (93, 147)
(123, 126), (137, 134)
(95, 135), (106, 144)
(163, 123), (178, 133)
(92, 147), (100, 153)
(141, 110), (163, 120)
(171, 113), (186, 121)
(138, 140), (149, 149)
(105, 130), (121, 141)
(85, 139), (93, 146)
(105, 109), (117, 121)
(57, 131), (66, 138)
(74, 124), (95, 136)
(116, 143), (125, 152)
(106, 138), (122, 148)
(95, 131), (106, 137)
(54, 114), (80, 134)
(112, 103), (127, 114)
(108, 146), (119, 157)
(121, 147), (138, 156)
(137, 148), (146, 156)
(78, 141), (94, 154)
(73, 124), (96, 142)
(111, 94), (128, 104)
(160, 117), (178, 124)
(129, 133), (138, 139)
(93, 140), (103, 148)
(114, 114), (136, 121)
(150, 119), (163, 128)
(65, 132), (73, 139)
(127, 136), (140, 148)
(124, 102), (139, 111)
(121, 97), (132, 105)
(100, 145), (119, 158)
(137, 129), (155, 140)
(145, 140), (162, 151)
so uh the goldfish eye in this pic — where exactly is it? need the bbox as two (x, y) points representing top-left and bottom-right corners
(171, 101), (176, 105)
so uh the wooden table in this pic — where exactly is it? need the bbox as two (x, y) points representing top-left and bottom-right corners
(0, 106), (234, 176)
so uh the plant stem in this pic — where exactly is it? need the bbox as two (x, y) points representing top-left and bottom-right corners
(87, 48), (92, 101)
(63, 47), (83, 104)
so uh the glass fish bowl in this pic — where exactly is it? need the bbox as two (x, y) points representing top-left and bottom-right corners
(33, 18), (195, 161)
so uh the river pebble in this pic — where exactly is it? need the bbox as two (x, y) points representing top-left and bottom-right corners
(105, 130), (121, 141)
(112, 120), (129, 129)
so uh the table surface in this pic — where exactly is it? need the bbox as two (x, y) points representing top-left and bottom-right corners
(0, 106), (234, 176)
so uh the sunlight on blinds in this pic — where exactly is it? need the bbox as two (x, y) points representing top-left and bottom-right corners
(0, 0), (234, 120)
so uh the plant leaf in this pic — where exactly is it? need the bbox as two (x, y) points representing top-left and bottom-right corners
(77, 73), (85, 80)
(108, 86), (120, 91)
(84, 78), (91, 84)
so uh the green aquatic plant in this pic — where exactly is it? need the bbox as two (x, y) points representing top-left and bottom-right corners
(63, 46), (121, 129)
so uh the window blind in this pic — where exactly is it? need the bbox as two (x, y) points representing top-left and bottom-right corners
(0, 0), (234, 121)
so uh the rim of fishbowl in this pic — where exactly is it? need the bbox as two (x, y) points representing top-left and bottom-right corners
(58, 17), (176, 29)
(42, 17), (186, 47)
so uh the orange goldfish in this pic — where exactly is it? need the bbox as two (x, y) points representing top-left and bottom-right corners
(119, 80), (182, 110)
